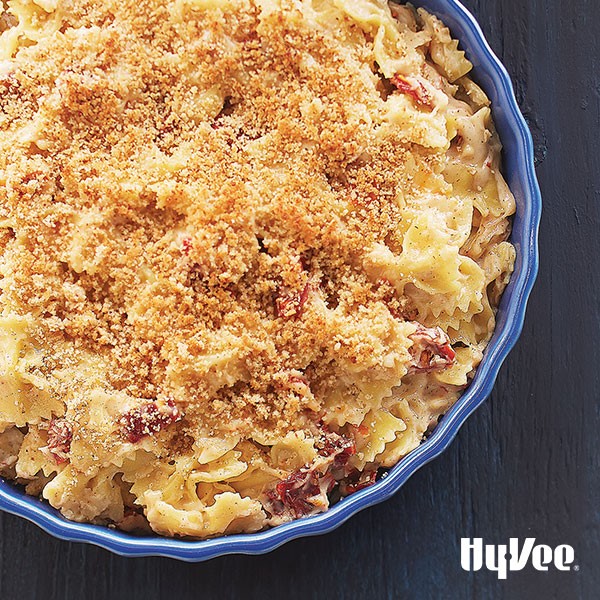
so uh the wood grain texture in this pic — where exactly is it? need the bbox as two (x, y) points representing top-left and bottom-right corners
(1, 1), (598, 598)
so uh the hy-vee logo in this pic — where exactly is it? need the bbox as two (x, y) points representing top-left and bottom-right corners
(461, 538), (577, 579)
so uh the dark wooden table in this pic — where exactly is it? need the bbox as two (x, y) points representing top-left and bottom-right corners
(1, 1), (598, 598)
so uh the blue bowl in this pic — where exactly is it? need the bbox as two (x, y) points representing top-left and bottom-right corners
(0, 0), (541, 560)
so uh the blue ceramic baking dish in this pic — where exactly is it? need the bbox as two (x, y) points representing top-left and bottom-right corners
(0, 0), (541, 560)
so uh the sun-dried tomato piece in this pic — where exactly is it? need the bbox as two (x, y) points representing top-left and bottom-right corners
(391, 74), (434, 110)
(47, 418), (73, 464)
(339, 468), (378, 495)
(357, 423), (369, 436)
(271, 468), (322, 518)
(275, 282), (311, 319)
(181, 236), (193, 255)
(317, 429), (356, 467)
(120, 398), (182, 443)
(266, 428), (357, 519)
(408, 324), (456, 373)
(267, 464), (337, 519)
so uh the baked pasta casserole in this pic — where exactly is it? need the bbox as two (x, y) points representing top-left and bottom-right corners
(0, 0), (516, 537)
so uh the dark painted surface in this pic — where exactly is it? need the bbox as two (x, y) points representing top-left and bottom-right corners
(1, 1), (598, 598)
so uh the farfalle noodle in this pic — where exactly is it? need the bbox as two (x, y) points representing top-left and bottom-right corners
(0, 0), (515, 537)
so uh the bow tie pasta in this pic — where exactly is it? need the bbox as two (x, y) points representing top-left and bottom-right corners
(0, 0), (515, 538)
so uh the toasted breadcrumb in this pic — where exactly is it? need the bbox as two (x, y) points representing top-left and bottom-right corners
(0, 0), (515, 536)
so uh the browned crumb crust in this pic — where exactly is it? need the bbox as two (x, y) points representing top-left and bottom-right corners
(0, 1), (445, 442)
